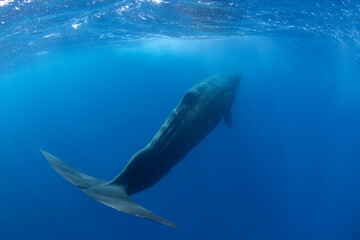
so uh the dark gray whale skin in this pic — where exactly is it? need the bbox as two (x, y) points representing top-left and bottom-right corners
(41, 72), (240, 229)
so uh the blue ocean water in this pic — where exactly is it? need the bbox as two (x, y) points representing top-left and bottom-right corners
(1, 1), (360, 240)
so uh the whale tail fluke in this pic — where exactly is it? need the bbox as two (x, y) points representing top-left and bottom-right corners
(40, 149), (105, 188)
(40, 149), (178, 229)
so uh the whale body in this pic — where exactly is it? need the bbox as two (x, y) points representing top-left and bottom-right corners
(41, 72), (240, 229)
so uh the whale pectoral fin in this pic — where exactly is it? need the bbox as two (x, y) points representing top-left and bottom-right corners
(224, 109), (232, 129)
(82, 184), (178, 229)
(40, 149), (105, 188)
(40, 149), (178, 229)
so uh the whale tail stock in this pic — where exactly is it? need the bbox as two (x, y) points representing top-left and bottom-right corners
(40, 149), (178, 229)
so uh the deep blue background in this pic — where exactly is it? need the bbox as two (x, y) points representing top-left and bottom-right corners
(0, 37), (360, 239)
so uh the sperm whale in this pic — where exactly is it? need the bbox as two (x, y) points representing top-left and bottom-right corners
(41, 72), (240, 229)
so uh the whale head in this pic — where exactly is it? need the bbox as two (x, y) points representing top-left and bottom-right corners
(181, 72), (241, 118)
